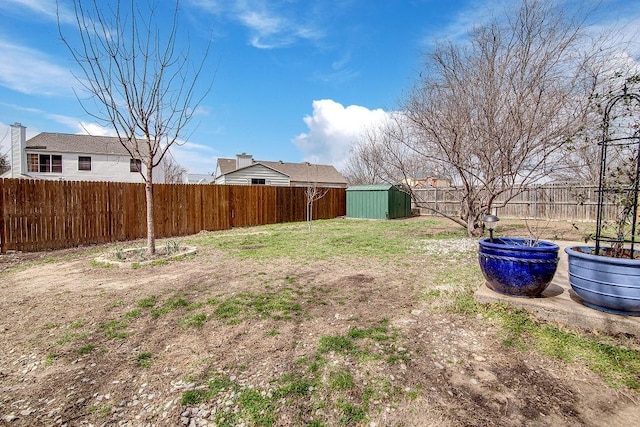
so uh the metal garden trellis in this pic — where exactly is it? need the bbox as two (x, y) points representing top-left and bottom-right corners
(594, 85), (640, 258)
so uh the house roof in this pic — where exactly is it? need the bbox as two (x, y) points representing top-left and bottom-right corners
(26, 132), (141, 156)
(217, 158), (347, 185)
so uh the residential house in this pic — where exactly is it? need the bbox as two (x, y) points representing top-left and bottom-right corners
(214, 153), (348, 188)
(2, 123), (164, 183)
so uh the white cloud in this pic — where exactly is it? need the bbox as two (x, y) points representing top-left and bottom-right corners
(76, 122), (117, 137)
(239, 5), (321, 49)
(420, 0), (512, 46)
(1, 0), (75, 24)
(189, 0), (323, 49)
(293, 99), (390, 169)
(3, 0), (57, 19)
(0, 40), (76, 96)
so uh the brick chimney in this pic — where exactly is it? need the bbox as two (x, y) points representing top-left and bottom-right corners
(236, 152), (253, 169)
(10, 122), (26, 178)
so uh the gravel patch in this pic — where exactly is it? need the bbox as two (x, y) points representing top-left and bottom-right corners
(414, 238), (478, 256)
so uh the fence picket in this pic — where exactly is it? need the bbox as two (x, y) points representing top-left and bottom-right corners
(0, 179), (346, 253)
(412, 185), (607, 222)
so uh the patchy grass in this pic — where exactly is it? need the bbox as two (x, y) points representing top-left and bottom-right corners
(329, 369), (355, 391)
(7, 217), (637, 426)
(88, 403), (111, 418)
(136, 352), (153, 368)
(44, 352), (58, 366)
(78, 344), (95, 355)
(100, 319), (129, 340)
(190, 218), (449, 261)
(151, 297), (190, 318)
(444, 290), (640, 391)
(212, 290), (302, 324)
(181, 320), (412, 426)
(137, 296), (157, 309)
(180, 313), (207, 328)
(181, 374), (276, 426)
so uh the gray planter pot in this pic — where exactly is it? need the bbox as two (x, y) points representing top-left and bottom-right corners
(565, 246), (640, 316)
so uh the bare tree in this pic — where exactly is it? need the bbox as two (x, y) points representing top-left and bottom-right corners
(0, 152), (9, 176)
(344, 116), (436, 186)
(305, 185), (329, 231)
(553, 69), (640, 184)
(304, 164), (330, 231)
(341, 145), (381, 185)
(361, 0), (608, 237)
(162, 153), (187, 184)
(58, 0), (211, 254)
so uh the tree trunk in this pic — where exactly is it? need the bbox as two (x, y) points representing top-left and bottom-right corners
(145, 169), (156, 256)
(464, 198), (484, 238)
(467, 217), (484, 238)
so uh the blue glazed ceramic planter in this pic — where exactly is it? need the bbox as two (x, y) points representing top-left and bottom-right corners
(565, 246), (640, 316)
(478, 238), (560, 297)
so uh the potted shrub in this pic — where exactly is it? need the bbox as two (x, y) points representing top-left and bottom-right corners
(478, 215), (560, 297)
(565, 86), (640, 316)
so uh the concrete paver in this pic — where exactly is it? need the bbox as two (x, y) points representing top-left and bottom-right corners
(475, 241), (640, 336)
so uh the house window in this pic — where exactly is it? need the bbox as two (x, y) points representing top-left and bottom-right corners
(130, 159), (142, 173)
(27, 154), (62, 173)
(27, 154), (39, 173)
(251, 178), (266, 185)
(51, 155), (62, 173)
(78, 156), (92, 171)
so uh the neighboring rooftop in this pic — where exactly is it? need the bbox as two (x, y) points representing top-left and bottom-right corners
(216, 156), (347, 185)
(26, 132), (140, 156)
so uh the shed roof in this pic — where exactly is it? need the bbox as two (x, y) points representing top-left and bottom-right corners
(347, 184), (404, 192)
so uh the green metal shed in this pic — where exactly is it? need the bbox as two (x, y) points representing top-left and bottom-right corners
(346, 185), (412, 219)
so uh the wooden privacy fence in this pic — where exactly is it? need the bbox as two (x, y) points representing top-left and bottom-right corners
(412, 184), (613, 221)
(0, 179), (346, 253)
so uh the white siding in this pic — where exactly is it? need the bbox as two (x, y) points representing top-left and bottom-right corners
(215, 164), (290, 186)
(23, 151), (165, 183)
(290, 180), (347, 189)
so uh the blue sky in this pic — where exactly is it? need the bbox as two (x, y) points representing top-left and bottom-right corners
(1, 0), (639, 175)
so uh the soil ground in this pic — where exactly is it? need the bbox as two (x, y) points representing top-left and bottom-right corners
(1, 217), (639, 426)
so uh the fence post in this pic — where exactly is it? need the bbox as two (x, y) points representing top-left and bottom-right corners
(0, 179), (5, 254)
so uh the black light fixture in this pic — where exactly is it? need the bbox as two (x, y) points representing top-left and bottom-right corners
(483, 214), (500, 243)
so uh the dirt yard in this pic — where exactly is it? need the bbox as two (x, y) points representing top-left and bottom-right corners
(1, 218), (639, 426)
